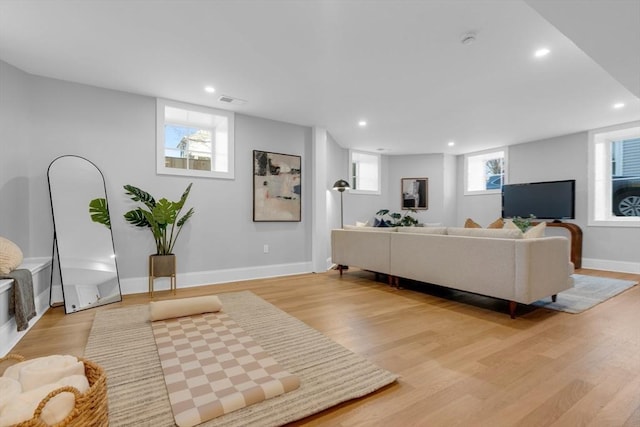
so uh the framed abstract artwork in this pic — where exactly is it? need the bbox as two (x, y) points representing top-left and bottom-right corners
(253, 150), (301, 221)
(401, 177), (428, 210)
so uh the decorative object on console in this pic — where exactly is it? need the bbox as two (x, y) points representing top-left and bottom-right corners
(332, 179), (350, 228)
(509, 214), (536, 232)
(123, 183), (194, 296)
(375, 209), (418, 227)
(253, 150), (301, 222)
(401, 177), (428, 209)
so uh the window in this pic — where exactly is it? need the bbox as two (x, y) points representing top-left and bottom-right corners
(157, 99), (235, 179)
(349, 150), (380, 194)
(589, 122), (640, 226)
(464, 148), (507, 195)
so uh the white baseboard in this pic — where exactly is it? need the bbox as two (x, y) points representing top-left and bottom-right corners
(325, 257), (333, 271)
(120, 261), (314, 295)
(582, 258), (640, 274)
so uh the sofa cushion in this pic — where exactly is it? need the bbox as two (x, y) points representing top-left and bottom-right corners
(488, 218), (505, 229)
(447, 227), (523, 239)
(0, 236), (23, 275)
(464, 218), (481, 228)
(398, 227), (447, 235)
(524, 221), (546, 238)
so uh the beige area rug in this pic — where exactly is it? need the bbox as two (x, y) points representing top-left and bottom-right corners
(84, 291), (399, 426)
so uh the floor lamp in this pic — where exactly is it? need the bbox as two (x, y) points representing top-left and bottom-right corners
(332, 179), (350, 228)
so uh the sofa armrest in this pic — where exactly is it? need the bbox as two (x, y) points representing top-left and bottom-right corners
(514, 237), (574, 303)
(331, 229), (392, 274)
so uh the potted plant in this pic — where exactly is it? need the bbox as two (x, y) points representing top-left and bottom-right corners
(375, 209), (419, 227)
(123, 183), (195, 284)
(511, 214), (536, 232)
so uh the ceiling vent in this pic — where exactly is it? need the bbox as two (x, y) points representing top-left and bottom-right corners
(218, 95), (247, 105)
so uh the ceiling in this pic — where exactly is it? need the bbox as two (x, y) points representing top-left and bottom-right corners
(1, 0), (638, 155)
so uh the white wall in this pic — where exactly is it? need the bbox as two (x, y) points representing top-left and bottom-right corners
(0, 61), (31, 251)
(326, 132), (348, 231)
(2, 65), (315, 294)
(342, 155), (389, 226)
(388, 154), (450, 225)
(457, 131), (640, 272)
(336, 153), (458, 227)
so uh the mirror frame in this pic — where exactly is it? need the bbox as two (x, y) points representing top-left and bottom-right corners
(47, 155), (122, 313)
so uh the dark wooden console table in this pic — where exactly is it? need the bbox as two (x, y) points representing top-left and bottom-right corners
(534, 221), (583, 269)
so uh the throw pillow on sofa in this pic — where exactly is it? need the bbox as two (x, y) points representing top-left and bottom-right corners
(505, 220), (546, 238)
(0, 236), (23, 275)
(373, 218), (391, 227)
(464, 218), (504, 229)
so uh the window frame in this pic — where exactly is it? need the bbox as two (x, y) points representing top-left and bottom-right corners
(588, 121), (640, 227)
(156, 98), (235, 179)
(349, 150), (381, 195)
(463, 147), (508, 196)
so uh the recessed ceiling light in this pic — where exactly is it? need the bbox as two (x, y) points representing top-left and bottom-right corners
(534, 48), (550, 58)
(204, 86), (216, 93)
(448, 141), (455, 147)
(358, 120), (367, 127)
(613, 103), (625, 109)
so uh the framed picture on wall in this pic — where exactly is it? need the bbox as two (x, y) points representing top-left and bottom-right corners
(253, 150), (302, 221)
(401, 177), (428, 210)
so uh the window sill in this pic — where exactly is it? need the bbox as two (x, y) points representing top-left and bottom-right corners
(464, 189), (501, 196)
(349, 189), (381, 196)
(588, 218), (640, 227)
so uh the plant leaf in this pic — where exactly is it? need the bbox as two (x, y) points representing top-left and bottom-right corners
(174, 183), (193, 210)
(123, 209), (150, 227)
(177, 207), (194, 227)
(152, 198), (177, 226)
(124, 185), (156, 209)
(376, 209), (389, 216)
(89, 198), (111, 229)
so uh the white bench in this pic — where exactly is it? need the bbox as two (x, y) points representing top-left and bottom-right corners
(0, 257), (52, 356)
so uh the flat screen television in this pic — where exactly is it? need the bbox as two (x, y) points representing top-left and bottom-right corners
(502, 179), (575, 219)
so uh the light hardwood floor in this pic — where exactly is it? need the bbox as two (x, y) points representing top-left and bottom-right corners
(8, 268), (640, 426)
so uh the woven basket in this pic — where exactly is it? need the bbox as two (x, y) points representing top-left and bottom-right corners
(0, 354), (109, 427)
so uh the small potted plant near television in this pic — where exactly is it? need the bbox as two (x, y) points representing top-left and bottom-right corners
(123, 183), (195, 292)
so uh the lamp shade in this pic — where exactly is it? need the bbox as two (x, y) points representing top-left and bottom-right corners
(332, 179), (350, 192)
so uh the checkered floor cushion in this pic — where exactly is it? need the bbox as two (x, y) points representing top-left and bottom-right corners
(152, 312), (300, 427)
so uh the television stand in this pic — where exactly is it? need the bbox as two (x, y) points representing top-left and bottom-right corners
(534, 221), (582, 269)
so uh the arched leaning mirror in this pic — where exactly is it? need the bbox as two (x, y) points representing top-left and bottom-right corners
(48, 155), (122, 313)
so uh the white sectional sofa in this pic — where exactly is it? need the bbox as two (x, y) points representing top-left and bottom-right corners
(331, 226), (574, 318)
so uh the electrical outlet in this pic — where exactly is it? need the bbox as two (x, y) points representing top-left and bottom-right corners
(263, 244), (269, 254)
